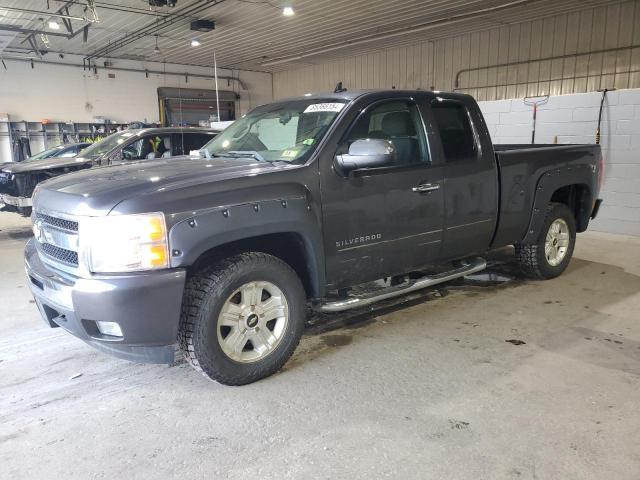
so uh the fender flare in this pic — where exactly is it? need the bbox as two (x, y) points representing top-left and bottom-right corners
(168, 195), (325, 296)
(521, 164), (594, 244)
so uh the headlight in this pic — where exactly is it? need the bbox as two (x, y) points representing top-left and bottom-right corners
(80, 213), (169, 273)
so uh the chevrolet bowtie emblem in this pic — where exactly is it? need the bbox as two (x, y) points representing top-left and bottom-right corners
(33, 220), (44, 243)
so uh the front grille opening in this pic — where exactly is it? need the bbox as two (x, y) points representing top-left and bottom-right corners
(40, 243), (79, 266)
(36, 212), (78, 232)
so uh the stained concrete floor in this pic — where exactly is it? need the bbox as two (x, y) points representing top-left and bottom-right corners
(0, 210), (638, 480)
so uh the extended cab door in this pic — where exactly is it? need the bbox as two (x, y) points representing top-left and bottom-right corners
(428, 96), (498, 260)
(320, 96), (445, 289)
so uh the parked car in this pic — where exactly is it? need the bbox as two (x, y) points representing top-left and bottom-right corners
(25, 90), (603, 385)
(0, 128), (219, 215)
(1, 142), (90, 168)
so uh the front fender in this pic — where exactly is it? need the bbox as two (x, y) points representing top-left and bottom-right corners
(167, 195), (324, 291)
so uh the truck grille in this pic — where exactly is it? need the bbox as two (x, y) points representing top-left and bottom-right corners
(40, 243), (79, 266)
(35, 212), (79, 232)
(33, 210), (80, 271)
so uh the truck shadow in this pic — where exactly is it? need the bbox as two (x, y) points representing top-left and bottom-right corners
(285, 247), (640, 375)
(305, 247), (524, 335)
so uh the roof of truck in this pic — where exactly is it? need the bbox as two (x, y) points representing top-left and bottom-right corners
(278, 89), (472, 103)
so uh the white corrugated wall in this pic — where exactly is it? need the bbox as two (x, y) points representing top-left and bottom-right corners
(273, 0), (640, 101)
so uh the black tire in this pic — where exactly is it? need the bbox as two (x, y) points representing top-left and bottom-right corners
(178, 252), (306, 385)
(18, 206), (32, 217)
(515, 202), (576, 280)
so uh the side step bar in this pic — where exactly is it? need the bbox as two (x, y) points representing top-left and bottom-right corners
(320, 257), (487, 313)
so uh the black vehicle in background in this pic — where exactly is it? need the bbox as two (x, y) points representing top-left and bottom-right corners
(1, 142), (90, 168)
(1, 142), (89, 211)
(25, 90), (603, 385)
(0, 127), (219, 215)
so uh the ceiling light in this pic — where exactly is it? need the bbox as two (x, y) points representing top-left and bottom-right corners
(282, 6), (294, 16)
(48, 19), (60, 30)
(153, 35), (160, 54)
(190, 39), (201, 47)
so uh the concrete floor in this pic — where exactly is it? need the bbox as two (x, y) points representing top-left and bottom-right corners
(0, 211), (639, 480)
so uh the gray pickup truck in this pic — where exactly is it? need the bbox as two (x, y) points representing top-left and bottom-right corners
(25, 90), (603, 385)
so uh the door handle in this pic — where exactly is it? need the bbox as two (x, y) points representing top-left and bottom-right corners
(412, 183), (440, 193)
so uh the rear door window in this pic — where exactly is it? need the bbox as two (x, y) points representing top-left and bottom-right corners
(431, 101), (477, 162)
(184, 133), (213, 154)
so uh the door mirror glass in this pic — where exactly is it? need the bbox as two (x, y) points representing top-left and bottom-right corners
(335, 139), (395, 174)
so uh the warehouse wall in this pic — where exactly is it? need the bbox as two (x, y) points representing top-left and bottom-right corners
(478, 88), (640, 236)
(0, 54), (272, 162)
(273, 0), (640, 101)
(0, 55), (272, 123)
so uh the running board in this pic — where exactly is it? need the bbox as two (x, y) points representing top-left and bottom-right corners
(319, 257), (487, 313)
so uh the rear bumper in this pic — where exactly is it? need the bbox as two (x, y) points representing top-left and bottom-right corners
(2, 193), (32, 207)
(591, 198), (603, 219)
(24, 238), (186, 364)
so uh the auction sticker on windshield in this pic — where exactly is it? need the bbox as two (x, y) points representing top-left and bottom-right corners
(304, 103), (345, 113)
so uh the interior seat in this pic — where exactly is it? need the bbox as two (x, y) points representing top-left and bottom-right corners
(161, 137), (172, 158)
(380, 112), (419, 165)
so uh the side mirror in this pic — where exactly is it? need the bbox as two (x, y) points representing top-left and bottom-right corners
(335, 139), (395, 175)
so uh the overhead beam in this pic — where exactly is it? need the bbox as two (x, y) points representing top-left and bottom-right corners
(0, 24), (73, 38)
(26, 36), (42, 59)
(0, 6), (89, 22)
(85, 0), (226, 61)
(61, 7), (74, 34)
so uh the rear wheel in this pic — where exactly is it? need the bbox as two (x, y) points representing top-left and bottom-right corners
(178, 252), (306, 385)
(515, 202), (576, 279)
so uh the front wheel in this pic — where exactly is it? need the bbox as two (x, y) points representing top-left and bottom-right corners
(515, 202), (576, 279)
(178, 252), (306, 385)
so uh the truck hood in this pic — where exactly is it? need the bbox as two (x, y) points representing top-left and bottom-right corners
(2, 156), (94, 174)
(34, 156), (294, 217)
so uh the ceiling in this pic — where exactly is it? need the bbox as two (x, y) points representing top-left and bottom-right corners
(0, 0), (625, 72)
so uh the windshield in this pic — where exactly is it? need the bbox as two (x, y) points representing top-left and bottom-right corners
(28, 145), (65, 161)
(201, 99), (347, 164)
(78, 131), (138, 159)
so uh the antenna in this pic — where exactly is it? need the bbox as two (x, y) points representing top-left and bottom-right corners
(334, 81), (347, 93)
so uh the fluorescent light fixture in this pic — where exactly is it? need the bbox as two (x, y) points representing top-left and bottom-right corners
(282, 6), (294, 16)
(190, 39), (201, 47)
(48, 20), (60, 30)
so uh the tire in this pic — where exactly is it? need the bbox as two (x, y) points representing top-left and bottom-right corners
(18, 206), (32, 217)
(515, 202), (576, 280)
(178, 252), (306, 385)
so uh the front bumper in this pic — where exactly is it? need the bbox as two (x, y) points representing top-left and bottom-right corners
(2, 193), (32, 207)
(24, 238), (186, 364)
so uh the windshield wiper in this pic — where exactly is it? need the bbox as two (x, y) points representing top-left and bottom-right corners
(222, 150), (266, 162)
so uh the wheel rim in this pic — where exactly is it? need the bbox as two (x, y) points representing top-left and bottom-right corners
(217, 281), (289, 363)
(544, 218), (570, 267)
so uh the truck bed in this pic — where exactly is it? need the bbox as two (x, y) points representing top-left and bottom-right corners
(491, 143), (601, 248)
